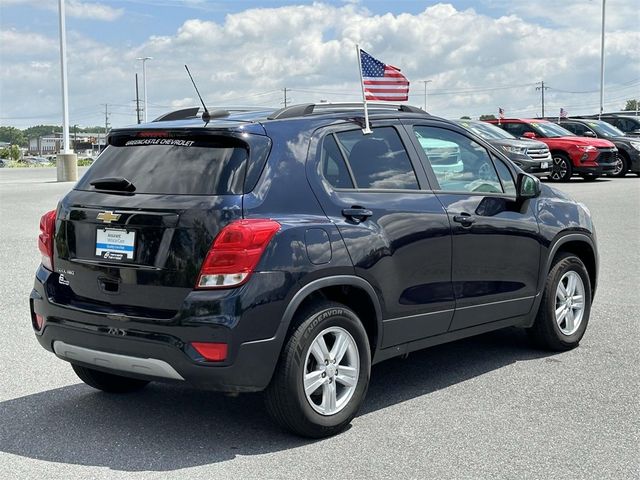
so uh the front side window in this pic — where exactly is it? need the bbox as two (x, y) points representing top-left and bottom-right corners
(413, 126), (503, 194)
(327, 127), (419, 190)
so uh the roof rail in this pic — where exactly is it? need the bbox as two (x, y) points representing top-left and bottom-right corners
(152, 107), (232, 122)
(267, 102), (426, 120)
(153, 107), (200, 122)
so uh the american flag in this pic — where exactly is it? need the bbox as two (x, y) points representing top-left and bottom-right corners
(560, 107), (568, 118)
(498, 107), (505, 119)
(360, 49), (409, 101)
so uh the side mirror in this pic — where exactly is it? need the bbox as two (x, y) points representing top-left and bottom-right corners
(522, 132), (536, 139)
(517, 173), (540, 199)
(583, 131), (596, 137)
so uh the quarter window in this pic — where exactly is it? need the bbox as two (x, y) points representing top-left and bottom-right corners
(413, 126), (504, 194)
(493, 157), (516, 195)
(320, 135), (354, 189)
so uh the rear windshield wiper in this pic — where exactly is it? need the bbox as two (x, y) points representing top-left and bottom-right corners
(89, 177), (136, 192)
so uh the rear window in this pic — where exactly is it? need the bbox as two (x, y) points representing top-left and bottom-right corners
(76, 137), (249, 195)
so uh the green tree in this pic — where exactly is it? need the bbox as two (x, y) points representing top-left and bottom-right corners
(22, 125), (62, 141)
(0, 126), (26, 146)
(0, 144), (21, 161)
(623, 99), (639, 111)
(460, 116), (471, 120)
(479, 114), (496, 120)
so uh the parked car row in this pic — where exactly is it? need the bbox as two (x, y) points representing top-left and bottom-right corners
(452, 120), (552, 177)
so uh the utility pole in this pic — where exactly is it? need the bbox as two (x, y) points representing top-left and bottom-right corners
(103, 104), (110, 133)
(599, 0), (606, 119)
(421, 80), (432, 111)
(536, 81), (549, 117)
(135, 74), (141, 124)
(283, 87), (289, 108)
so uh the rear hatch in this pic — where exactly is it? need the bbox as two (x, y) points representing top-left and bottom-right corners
(52, 127), (270, 320)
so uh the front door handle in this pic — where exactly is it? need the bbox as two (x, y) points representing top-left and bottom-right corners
(453, 213), (475, 227)
(342, 206), (373, 223)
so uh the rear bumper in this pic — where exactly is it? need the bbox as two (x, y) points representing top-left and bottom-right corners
(30, 266), (289, 392)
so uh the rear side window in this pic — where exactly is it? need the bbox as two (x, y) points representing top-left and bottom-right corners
(76, 137), (248, 195)
(330, 127), (419, 190)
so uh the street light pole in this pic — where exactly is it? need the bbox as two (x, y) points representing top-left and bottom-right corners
(137, 56), (152, 122)
(421, 80), (432, 111)
(56, 0), (77, 181)
(57, 0), (70, 154)
(599, 0), (606, 119)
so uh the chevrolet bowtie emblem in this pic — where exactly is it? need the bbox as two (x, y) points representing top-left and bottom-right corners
(97, 211), (121, 223)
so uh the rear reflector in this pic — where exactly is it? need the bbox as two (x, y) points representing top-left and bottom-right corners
(34, 313), (44, 331)
(196, 219), (280, 289)
(191, 342), (228, 362)
(38, 209), (57, 271)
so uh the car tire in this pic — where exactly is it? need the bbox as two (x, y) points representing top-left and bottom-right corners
(72, 364), (150, 393)
(549, 153), (573, 182)
(528, 253), (592, 351)
(265, 301), (371, 438)
(611, 153), (629, 177)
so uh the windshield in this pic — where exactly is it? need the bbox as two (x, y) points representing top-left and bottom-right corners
(76, 139), (248, 195)
(585, 120), (625, 137)
(457, 121), (516, 140)
(531, 122), (574, 138)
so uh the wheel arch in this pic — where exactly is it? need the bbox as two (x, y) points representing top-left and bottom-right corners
(281, 276), (383, 355)
(545, 233), (598, 298)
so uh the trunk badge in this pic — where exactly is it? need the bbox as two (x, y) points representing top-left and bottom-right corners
(97, 211), (121, 223)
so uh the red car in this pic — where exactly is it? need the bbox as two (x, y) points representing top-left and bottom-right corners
(486, 118), (618, 181)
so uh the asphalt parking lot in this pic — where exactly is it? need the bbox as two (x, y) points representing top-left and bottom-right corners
(0, 167), (638, 479)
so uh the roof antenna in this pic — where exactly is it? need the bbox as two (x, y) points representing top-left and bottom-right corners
(184, 65), (210, 122)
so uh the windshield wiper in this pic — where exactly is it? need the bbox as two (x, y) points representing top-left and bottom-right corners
(90, 177), (136, 192)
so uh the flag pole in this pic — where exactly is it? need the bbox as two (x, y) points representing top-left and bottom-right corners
(356, 44), (372, 134)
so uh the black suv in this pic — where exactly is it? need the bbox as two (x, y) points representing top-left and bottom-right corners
(555, 118), (640, 176)
(588, 114), (640, 137)
(31, 103), (598, 438)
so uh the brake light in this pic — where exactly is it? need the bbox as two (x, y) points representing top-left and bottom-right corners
(196, 219), (280, 289)
(191, 342), (228, 362)
(38, 209), (56, 271)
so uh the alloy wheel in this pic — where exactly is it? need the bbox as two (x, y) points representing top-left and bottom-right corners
(555, 271), (585, 336)
(551, 157), (568, 181)
(303, 326), (360, 416)
(611, 158), (623, 176)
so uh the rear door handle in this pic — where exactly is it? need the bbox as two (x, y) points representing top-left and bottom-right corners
(342, 207), (373, 223)
(453, 213), (475, 226)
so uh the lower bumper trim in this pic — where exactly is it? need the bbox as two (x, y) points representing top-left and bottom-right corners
(53, 341), (185, 381)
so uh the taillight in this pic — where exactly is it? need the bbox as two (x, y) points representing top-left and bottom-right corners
(196, 219), (280, 289)
(38, 209), (57, 271)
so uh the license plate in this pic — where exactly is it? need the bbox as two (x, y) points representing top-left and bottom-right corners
(540, 162), (549, 169)
(96, 228), (135, 261)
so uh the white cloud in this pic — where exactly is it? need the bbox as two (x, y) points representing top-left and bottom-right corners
(1, 0), (123, 21)
(0, 1), (638, 127)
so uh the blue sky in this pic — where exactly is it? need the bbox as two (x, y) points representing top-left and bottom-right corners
(1, 0), (638, 128)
